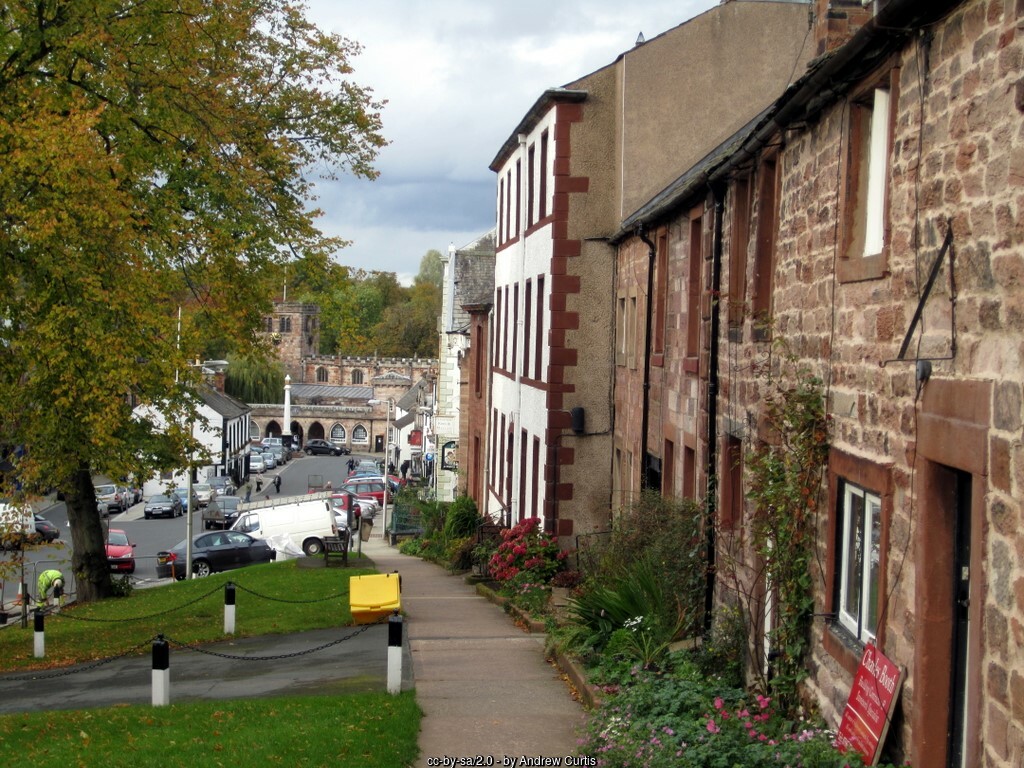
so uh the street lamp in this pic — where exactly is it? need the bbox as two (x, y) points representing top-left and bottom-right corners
(367, 398), (394, 539)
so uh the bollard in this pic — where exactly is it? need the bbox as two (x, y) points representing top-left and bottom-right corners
(152, 634), (170, 706)
(387, 610), (403, 695)
(33, 609), (44, 658)
(224, 581), (236, 635)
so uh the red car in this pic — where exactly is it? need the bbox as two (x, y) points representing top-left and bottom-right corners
(106, 528), (136, 574)
(341, 477), (391, 507)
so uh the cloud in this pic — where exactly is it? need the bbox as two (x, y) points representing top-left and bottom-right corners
(302, 0), (719, 277)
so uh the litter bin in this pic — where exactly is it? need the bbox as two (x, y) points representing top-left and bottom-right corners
(349, 572), (401, 624)
(360, 517), (373, 542)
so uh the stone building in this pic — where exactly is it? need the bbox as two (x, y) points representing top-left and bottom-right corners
(612, 0), (1022, 764)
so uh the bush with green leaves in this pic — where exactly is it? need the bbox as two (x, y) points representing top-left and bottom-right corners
(444, 495), (480, 540)
(488, 516), (566, 584)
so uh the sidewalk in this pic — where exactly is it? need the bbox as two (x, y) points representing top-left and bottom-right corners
(360, 535), (587, 765)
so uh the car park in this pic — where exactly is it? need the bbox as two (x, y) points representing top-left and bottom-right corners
(156, 530), (277, 579)
(144, 494), (183, 519)
(105, 528), (136, 573)
(305, 439), (345, 456)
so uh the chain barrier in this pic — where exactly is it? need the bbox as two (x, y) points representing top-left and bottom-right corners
(233, 582), (347, 604)
(47, 584), (224, 623)
(0, 636), (155, 682)
(163, 616), (389, 663)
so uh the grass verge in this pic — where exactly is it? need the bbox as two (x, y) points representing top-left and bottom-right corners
(0, 560), (376, 671)
(0, 691), (420, 768)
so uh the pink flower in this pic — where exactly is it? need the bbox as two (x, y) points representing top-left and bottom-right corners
(714, 697), (724, 710)
(706, 719), (720, 734)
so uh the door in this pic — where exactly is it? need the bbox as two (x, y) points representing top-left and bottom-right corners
(375, 435), (384, 452)
(948, 470), (971, 768)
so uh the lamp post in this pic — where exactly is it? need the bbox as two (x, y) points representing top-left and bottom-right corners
(368, 398), (394, 538)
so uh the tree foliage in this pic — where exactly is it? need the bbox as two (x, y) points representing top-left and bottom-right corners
(0, 0), (385, 601)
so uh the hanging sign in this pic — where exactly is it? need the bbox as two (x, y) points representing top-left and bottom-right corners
(441, 440), (458, 471)
(835, 643), (905, 765)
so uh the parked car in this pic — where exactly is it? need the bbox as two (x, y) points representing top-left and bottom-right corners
(249, 453), (266, 473)
(156, 530), (277, 580)
(305, 439), (345, 456)
(105, 528), (136, 574)
(144, 494), (183, 519)
(341, 478), (391, 507)
(168, 487), (199, 511)
(261, 439), (290, 464)
(202, 495), (242, 530)
(193, 483), (215, 507)
(33, 514), (60, 543)
(94, 484), (132, 515)
(208, 475), (235, 497)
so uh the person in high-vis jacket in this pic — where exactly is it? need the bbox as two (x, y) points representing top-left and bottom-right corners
(36, 569), (65, 610)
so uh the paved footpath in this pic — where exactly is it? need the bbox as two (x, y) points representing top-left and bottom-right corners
(360, 535), (587, 766)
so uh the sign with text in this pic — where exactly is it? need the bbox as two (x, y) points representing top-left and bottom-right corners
(836, 643), (905, 765)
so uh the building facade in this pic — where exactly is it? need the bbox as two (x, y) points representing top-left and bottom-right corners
(487, 0), (816, 538)
(613, 1), (1022, 764)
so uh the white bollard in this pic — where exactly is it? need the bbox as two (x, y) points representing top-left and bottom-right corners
(224, 582), (236, 635)
(387, 611), (403, 695)
(152, 635), (170, 706)
(33, 610), (44, 658)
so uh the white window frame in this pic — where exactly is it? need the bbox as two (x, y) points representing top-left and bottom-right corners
(352, 424), (369, 444)
(330, 424), (346, 442)
(838, 482), (881, 643)
(862, 87), (890, 257)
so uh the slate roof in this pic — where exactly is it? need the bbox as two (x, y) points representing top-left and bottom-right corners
(199, 387), (250, 419)
(290, 384), (373, 403)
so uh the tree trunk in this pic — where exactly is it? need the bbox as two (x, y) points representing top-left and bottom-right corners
(64, 465), (111, 603)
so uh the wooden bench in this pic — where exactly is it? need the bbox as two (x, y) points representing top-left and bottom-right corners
(323, 532), (350, 567)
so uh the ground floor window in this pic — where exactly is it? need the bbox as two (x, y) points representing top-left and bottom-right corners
(837, 481), (881, 644)
(331, 424), (346, 442)
(352, 424), (369, 444)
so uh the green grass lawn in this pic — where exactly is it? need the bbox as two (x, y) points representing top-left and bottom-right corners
(0, 560), (422, 767)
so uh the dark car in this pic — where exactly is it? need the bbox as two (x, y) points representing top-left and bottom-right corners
(156, 530), (277, 580)
(304, 439), (345, 456)
(105, 528), (136, 574)
(208, 475), (236, 497)
(144, 494), (183, 519)
(33, 514), (60, 543)
(202, 495), (242, 530)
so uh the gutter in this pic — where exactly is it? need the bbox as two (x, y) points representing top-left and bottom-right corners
(635, 225), (656, 490)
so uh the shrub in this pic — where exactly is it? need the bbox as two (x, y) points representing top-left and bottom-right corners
(488, 517), (566, 584)
(444, 535), (475, 572)
(444, 495), (479, 540)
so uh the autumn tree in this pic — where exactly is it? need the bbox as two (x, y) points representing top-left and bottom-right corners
(0, 0), (386, 601)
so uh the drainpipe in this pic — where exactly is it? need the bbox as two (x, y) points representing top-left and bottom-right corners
(635, 225), (656, 490)
(704, 183), (726, 632)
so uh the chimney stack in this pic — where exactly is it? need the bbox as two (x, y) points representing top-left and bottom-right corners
(813, 0), (873, 57)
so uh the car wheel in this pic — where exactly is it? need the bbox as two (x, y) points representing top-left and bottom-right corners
(127, 564), (136, 575)
(302, 538), (323, 556)
(144, 512), (151, 520)
(193, 559), (212, 578)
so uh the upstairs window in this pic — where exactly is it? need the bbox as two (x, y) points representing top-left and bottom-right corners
(316, 366), (328, 383)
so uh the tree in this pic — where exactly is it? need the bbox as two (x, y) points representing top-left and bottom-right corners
(417, 249), (445, 290)
(0, 1), (385, 601)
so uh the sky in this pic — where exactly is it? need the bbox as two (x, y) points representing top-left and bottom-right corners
(301, 0), (720, 285)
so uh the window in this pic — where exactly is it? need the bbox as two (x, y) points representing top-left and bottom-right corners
(505, 170), (512, 241)
(352, 425), (369, 444)
(330, 424), (346, 441)
(351, 370), (364, 385)
(512, 283), (519, 376)
(532, 436), (540, 519)
(721, 437), (743, 531)
(523, 281), (532, 378)
(515, 159), (521, 239)
(278, 316), (292, 333)
(628, 293), (638, 369)
(728, 175), (752, 332)
(539, 130), (549, 220)
(653, 229), (668, 361)
(686, 210), (702, 358)
(527, 144), (535, 228)
(316, 366), (328, 383)
(494, 289), (502, 367)
(837, 482), (881, 643)
(474, 324), (484, 395)
(262, 317), (273, 333)
(616, 293), (627, 367)
(535, 276), (544, 380)
(752, 155), (779, 334)
(502, 286), (509, 371)
(518, 429), (527, 522)
(498, 178), (505, 244)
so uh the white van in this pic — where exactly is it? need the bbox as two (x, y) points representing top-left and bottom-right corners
(230, 493), (336, 556)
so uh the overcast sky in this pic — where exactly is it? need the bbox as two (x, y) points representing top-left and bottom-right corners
(302, 0), (720, 284)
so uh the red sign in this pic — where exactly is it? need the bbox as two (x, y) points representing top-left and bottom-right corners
(836, 643), (904, 765)
(408, 429), (422, 447)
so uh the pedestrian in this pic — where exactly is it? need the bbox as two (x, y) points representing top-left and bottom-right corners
(256, 474), (263, 493)
(36, 569), (65, 610)
(400, 460), (410, 482)
(347, 458), (355, 474)
(274, 475), (281, 493)
(244, 479), (253, 503)
(388, 461), (396, 476)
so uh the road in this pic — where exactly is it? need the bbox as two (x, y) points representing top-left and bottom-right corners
(1, 451), (374, 610)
